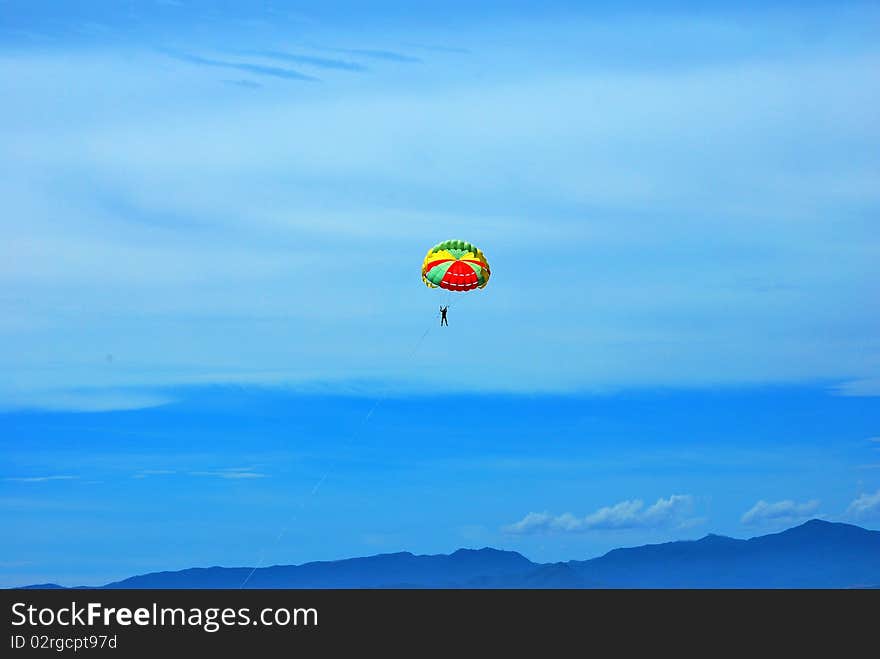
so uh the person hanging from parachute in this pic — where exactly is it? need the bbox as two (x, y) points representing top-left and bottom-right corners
(421, 239), (491, 326)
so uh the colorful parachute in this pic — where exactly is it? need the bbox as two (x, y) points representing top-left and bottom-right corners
(421, 239), (491, 292)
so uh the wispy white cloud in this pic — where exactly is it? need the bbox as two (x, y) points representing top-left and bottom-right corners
(846, 490), (880, 520)
(834, 380), (880, 397)
(4, 475), (79, 483)
(740, 499), (820, 526)
(234, 49), (369, 72)
(163, 50), (319, 82)
(191, 467), (267, 480)
(333, 47), (420, 63)
(132, 470), (176, 479)
(504, 495), (696, 534)
(0, 389), (175, 413)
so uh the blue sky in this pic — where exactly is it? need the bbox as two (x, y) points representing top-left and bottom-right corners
(1, 1), (879, 586)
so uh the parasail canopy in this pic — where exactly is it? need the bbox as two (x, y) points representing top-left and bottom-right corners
(421, 239), (491, 292)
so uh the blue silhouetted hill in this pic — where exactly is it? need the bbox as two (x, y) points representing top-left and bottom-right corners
(567, 519), (880, 588)
(18, 583), (67, 589)
(101, 547), (535, 589)
(13, 519), (880, 589)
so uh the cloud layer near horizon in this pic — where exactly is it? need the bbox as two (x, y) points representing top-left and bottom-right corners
(846, 490), (880, 521)
(504, 495), (697, 534)
(740, 499), (821, 526)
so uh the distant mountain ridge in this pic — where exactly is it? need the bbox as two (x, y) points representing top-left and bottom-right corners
(15, 520), (880, 589)
(569, 519), (880, 588)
